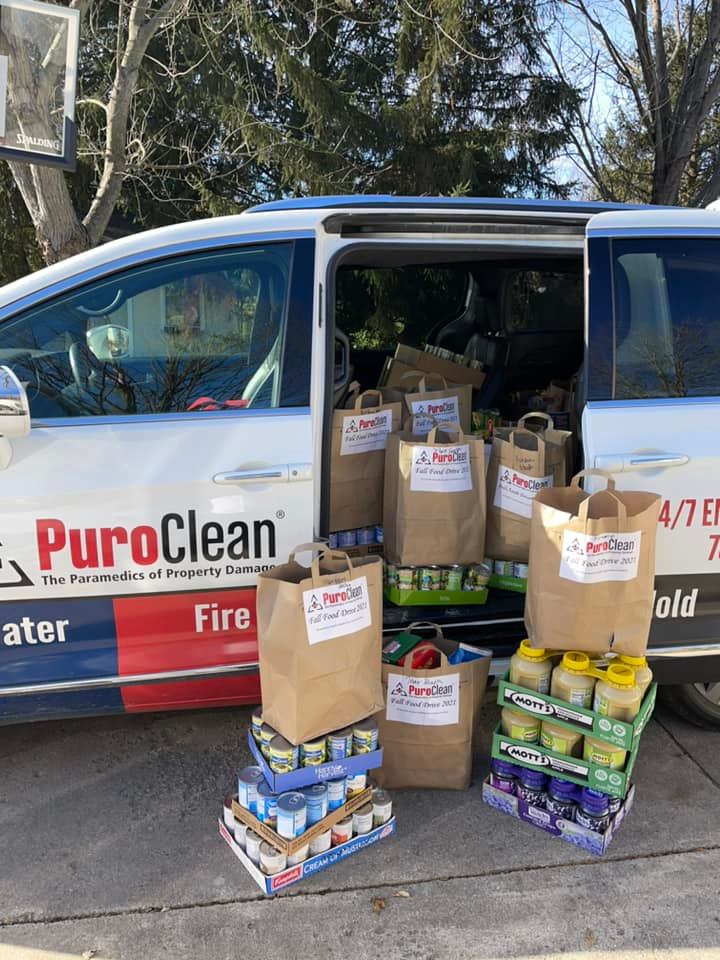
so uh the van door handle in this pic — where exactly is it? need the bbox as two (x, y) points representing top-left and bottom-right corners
(213, 463), (312, 484)
(595, 453), (689, 473)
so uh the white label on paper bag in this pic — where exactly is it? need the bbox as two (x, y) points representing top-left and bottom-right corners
(386, 672), (460, 726)
(409, 395), (459, 435)
(340, 410), (393, 455)
(410, 444), (472, 493)
(303, 575), (371, 644)
(559, 530), (642, 583)
(493, 467), (553, 519)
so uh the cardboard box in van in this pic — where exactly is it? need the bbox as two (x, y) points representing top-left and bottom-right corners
(380, 344), (486, 390)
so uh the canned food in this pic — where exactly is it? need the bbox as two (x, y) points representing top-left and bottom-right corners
(445, 565), (464, 591)
(372, 788), (393, 827)
(337, 529), (357, 548)
(352, 718), (379, 755)
(276, 792), (307, 839)
(222, 797), (235, 831)
(287, 843), (310, 866)
(328, 532), (339, 549)
(256, 782), (278, 826)
(250, 710), (263, 742)
(345, 772), (367, 797)
(419, 566), (441, 591)
(512, 562), (529, 580)
(397, 566), (416, 590)
(374, 525), (384, 544)
(385, 562), (398, 587)
(302, 783), (328, 825)
(268, 735), (299, 774)
(480, 558), (493, 579)
(309, 829), (332, 855)
(357, 526), (375, 545)
(237, 766), (264, 813)
(259, 841), (287, 876)
(331, 816), (353, 846)
(327, 727), (353, 760)
(352, 803), (374, 836)
(300, 736), (326, 766)
(233, 819), (247, 849)
(259, 722), (277, 758)
(326, 777), (347, 811)
(494, 560), (514, 577)
(244, 829), (262, 864)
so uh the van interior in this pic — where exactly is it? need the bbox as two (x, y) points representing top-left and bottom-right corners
(332, 246), (585, 636)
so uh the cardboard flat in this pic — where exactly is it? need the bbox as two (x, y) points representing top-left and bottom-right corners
(219, 816), (396, 896)
(232, 786), (372, 855)
(496, 677), (657, 750)
(488, 574), (527, 594)
(491, 722), (639, 798)
(384, 585), (488, 606)
(248, 731), (382, 791)
(382, 345), (486, 390)
(481, 779), (635, 856)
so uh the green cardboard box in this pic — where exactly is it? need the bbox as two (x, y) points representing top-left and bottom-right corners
(384, 585), (488, 606)
(488, 573), (527, 594)
(491, 722), (640, 798)
(496, 674), (656, 750)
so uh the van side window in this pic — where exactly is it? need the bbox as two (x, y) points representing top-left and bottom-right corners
(0, 242), (305, 418)
(612, 238), (720, 399)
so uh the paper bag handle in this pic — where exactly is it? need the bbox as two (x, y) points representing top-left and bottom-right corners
(518, 411), (555, 431)
(508, 427), (546, 472)
(345, 380), (361, 403)
(427, 421), (465, 443)
(352, 389), (383, 410)
(289, 542), (356, 578)
(570, 469), (616, 492)
(578, 490), (628, 526)
(407, 620), (445, 642)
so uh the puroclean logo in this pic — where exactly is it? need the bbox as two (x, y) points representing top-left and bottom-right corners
(567, 537), (584, 555)
(306, 594), (323, 614)
(391, 680), (407, 696)
(0, 538), (34, 589)
(346, 418), (359, 433)
(508, 690), (554, 716)
(505, 744), (550, 766)
(415, 449), (432, 465)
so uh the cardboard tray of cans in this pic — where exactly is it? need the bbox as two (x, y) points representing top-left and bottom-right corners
(384, 585), (488, 607)
(219, 816), (396, 896)
(491, 723), (639, 799)
(487, 573), (526, 594)
(248, 731), (383, 792)
(497, 675), (657, 751)
(481, 779), (635, 856)
(232, 786), (372, 856)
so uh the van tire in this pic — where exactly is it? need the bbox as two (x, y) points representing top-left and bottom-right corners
(660, 684), (720, 730)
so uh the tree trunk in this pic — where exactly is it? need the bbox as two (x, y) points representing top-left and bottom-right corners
(9, 161), (91, 264)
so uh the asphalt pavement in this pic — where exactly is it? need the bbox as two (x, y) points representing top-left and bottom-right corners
(1, 696), (719, 960)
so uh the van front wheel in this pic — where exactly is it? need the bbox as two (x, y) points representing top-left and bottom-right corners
(661, 683), (720, 730)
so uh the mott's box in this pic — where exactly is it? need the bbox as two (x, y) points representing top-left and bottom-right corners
(496, 675), (657, 751)
(491, 723), (639, 798)
(482, 779), (635, 857)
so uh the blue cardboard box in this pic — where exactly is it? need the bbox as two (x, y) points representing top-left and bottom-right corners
(248, 730), (383, 792)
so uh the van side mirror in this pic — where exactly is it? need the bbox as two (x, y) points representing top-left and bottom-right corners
(0, 366), (30, 439)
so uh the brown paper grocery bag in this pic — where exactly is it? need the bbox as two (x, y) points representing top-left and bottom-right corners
(383, 422), (487, 565)
(512, 411), (573, 482)
(401, 371), (473, 435)
(257, 543), (384, 744)
(525, 470), (661, 656)
(485, 426), (567, 562)
(374, 624), (491, 790)
(328, 388), (401, 532)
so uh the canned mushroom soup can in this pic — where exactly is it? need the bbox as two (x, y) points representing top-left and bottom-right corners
(276, 792), (307, 839)
(352, 718), (379, 755)
(326, 777), (347, 811)
(259, 842), (287, 876)
(309, 830), (332, 855)
(331, 817), (353, 846)
(352, 803), (374, 836)
(244, 830), (262, 864)
(287, 843), (310, 866)
(327, 727), (353, 760)
(300, 735), (326, 766)
(233, 819), (247, 849)
(268, 735), (299, 774)
(222, 797), (235, 830)
(237, 766), (265, 813)
(372, 789), (393, 827)
(251, 710), (263, 742)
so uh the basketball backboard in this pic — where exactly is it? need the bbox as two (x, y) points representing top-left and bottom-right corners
(0, 0), (79, 169)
